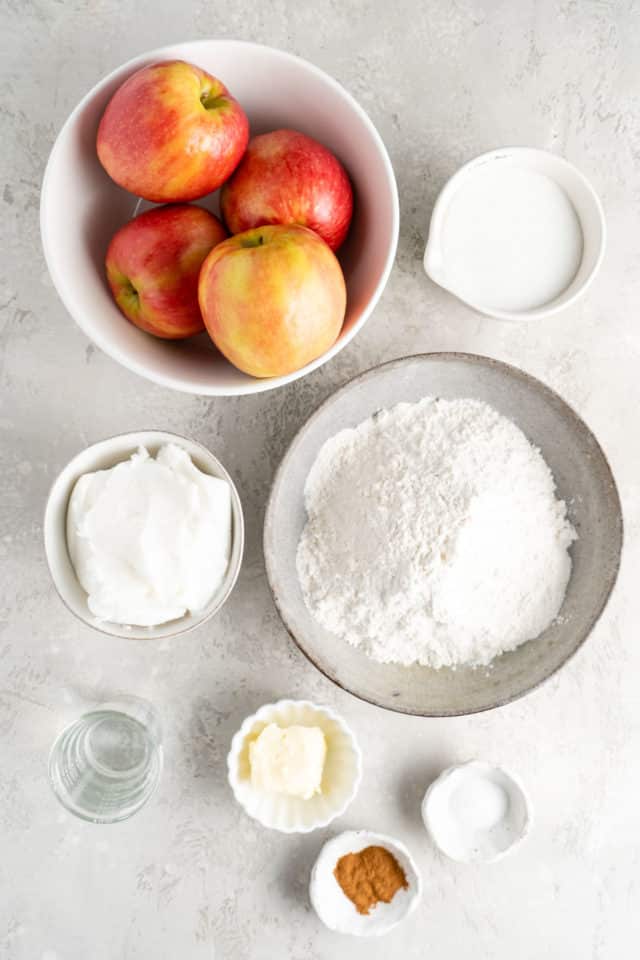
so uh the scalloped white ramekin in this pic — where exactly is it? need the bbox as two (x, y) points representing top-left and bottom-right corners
(227, 699), (362, 833)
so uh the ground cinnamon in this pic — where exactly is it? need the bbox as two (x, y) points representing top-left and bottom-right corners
(333, 845), (408, 915)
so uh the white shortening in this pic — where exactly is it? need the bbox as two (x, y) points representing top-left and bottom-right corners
(67, 444), (231, 627)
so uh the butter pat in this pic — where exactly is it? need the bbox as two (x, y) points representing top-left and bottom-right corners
(67, 444), (231, 627)
(249, 723), (327, 799)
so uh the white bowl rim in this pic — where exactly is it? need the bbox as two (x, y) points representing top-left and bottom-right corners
(40, 38), (400, 397)
(226, 697), (363, 833)
(43, 428), (245, 640)
(309, 828), (423, 936)
(424, 146), (607, 321)
(421, 758), (533, 863)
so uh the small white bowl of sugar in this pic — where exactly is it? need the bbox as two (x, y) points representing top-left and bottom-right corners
(422, 760), (531, 863)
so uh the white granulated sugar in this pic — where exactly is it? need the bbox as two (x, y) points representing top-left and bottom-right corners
(296, 397), (576, 668)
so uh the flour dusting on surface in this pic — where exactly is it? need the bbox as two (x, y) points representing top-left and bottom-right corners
(296, 397), (576, 668)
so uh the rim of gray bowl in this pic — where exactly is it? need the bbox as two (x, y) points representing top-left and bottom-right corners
(44, 429), (244, 641)
(263, 352), (624, 716)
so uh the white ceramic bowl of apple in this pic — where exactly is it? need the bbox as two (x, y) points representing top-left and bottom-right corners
(40, 40), (399, 396)
(43, 430), (244, 640)
(227, 699), (362, 833)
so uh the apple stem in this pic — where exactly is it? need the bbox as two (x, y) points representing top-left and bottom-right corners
(240, 234), (265, 249)
(200, 90), (227, 111)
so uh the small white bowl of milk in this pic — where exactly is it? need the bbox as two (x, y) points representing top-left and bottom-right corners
(424, 147), (605, 321)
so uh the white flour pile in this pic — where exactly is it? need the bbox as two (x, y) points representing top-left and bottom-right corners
(296, 397), (576, 668)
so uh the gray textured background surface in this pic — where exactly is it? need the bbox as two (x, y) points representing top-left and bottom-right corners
(2, 1), (639, 957)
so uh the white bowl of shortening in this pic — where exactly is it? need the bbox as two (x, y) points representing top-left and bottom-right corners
(424, 147), (606, 320)
(44, 430), (244, 639)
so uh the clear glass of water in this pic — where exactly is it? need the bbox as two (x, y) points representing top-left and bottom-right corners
(48, 694), (163, 823)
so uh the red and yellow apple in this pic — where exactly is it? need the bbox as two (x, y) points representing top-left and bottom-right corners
(198, 224), (346, 377)
(220, 129), (353, 251)
(97, 60), (249, 203)
(106, 204), (227, 339)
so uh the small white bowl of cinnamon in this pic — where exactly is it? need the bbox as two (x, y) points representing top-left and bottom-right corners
(309, 829), (422, 936)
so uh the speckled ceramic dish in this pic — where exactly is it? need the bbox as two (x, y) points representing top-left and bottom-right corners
(264, 353), (623, 716)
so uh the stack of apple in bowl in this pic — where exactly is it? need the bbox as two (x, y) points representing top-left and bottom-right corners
(41, 41), (398, 396)
(97, 59), (353, 380)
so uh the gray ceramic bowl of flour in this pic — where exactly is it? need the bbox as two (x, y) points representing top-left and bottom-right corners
(264, 354), (622, 716)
